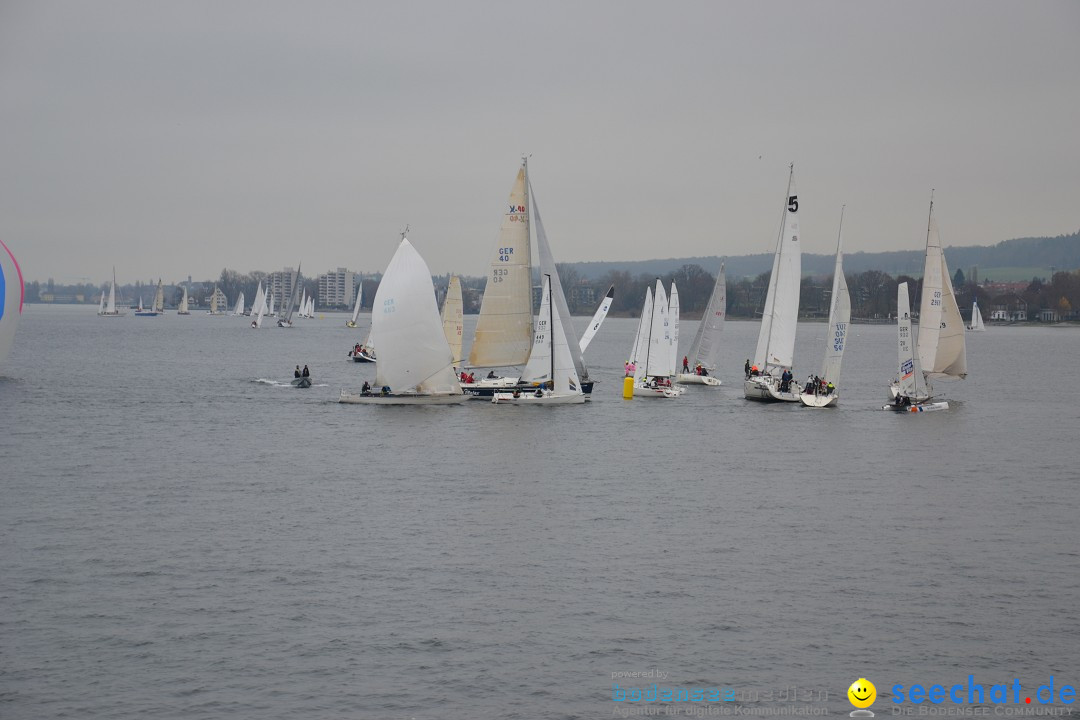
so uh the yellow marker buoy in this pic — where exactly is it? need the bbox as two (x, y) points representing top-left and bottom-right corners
(622, 376), (634, 399)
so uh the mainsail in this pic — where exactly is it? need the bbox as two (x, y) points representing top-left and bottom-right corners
(752, 165), (802, 374)
(688, 263), (726, 370)
(441, 276), (464, 366)
(468, 161), (534, 368)
(821, 214), (851, 385)
(917, 199), (967, 381)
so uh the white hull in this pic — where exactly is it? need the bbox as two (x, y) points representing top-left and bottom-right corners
(491, 390), (585, 405)
(799, 392), (838, 408)
(338, 390), (467, 405)
(277, 319), (293, 328)
(632, 383), (683, 398)
(675, 373), (721, 386)
(350, 349), (376, 363)
(743, 377), (800, 402)
(882, 400), (949, 413)
(460, 376), (520, 392)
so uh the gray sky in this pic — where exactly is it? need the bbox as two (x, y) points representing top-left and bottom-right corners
(2, 0), (1078, 285)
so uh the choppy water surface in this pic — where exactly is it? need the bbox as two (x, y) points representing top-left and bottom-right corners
(2, 305), (1078, 719)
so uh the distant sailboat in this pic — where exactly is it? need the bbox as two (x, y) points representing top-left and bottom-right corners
(277, 264), (301, 328)
(152, 279), (164, 314)
(98, 267), (126, 317)
(744, 164), (802, 402)
(346, 279), (363, 328)
(889, 195), (967, 399)
(339, 234), (466, 404)
(177, 286), (190, 315)
(135, 295), (157, 317)
(233, 292), (245, 316)
(629, 279), (684, 398)
(207, 285), (224, 315)
(676, 263), (724, 386)
(884, 282), (948, 413)
(800, 209), (850, 408)
(441, 275), (463, 367)
(968, 300), (986, 331)
(250, 283), (266, 328)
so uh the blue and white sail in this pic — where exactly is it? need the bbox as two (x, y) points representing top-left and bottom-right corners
(0, 239), (24, 369)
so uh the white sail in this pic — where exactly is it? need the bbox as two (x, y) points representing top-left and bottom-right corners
(688, 263), (726, 370)
(98, 290), (106, 314)
(668, 282), (681, 376)
(268, 292), (275, 316)
(441, 276), (464, 365)
(209, 285), (219, 314)
(631, 286), (654, 383)
(579, 285), (614, 354)
(107, 273), (117, 314)
(645, 280), (671, 377)
(520, 276), (583, 396)
(530, 179), (589, 381)
(261, 286), (270, 316)
(917, 200), (967, 380)
(307, 296), (315, 317)
(153, 279), (164, 313)
(178, 287), (189, 314)
(969, 301), (985, 331)
(251, 284), (265, 328)
(350, 280), (363, 325)
(372, 237), (461, 395)
(280, 265), (301, 326)
(468, 161), (533, 368)
(897, 282), (927, 400)
(752, 165), (802, 375)
(821, 215), (851, 385)
(233, 292), (245, 316)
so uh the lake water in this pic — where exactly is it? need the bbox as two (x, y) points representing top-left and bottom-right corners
(2, 305), (1078, 719)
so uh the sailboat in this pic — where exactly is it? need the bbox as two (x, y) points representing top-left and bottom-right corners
(250, 283), (266, 328)
(346, 279), (363, 328)
(233, 292), (245, 316)
(462, 159), (603, 397)
(888, 195), (967, 399)
(800, 209), (850, 408)
(884, 282), (948, 413)
(207, 285), (224, 315)
(97, 290), (106, 314)
(267, 291), (276, 317)
(98, 268), (126, 316)
(492, 275), (585, 404)
(339, 234), (467, 405)
(968, 300), (986, 331)
(0, 239), (24, 370)
(277, 264), (302, 328)
(676, 263), (725, 386)
(134, 295), (157, 317)
(177, 286), (190, 315)
(441, 276), (464, 367)
(153, 279), (164, 314)
(628, 279), (684, 398)
(744, 164), (802, 402)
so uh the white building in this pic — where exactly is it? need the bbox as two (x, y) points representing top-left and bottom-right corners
(317, 268), (359, 308)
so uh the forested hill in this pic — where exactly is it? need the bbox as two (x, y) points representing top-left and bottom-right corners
(565, 231), (1080, 280)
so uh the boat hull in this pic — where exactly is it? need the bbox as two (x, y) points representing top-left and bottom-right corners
(743, 377), (800, 402)
(882, 400), (949, 413)
(291, 377), (312, 388)
(349, 350), (376, 363)
(799, 392), (838, 408)
(463, 379), (594, 397)
(675, 373), (721, 386)
(632, 382), (683, 398)
(491, 391), (585, 405)
(338, 390), (467, 405)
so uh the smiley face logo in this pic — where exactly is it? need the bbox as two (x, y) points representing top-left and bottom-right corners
(848, 678), (876, 709)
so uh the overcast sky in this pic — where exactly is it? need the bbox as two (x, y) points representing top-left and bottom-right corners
(2, 0), (1078, 285)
